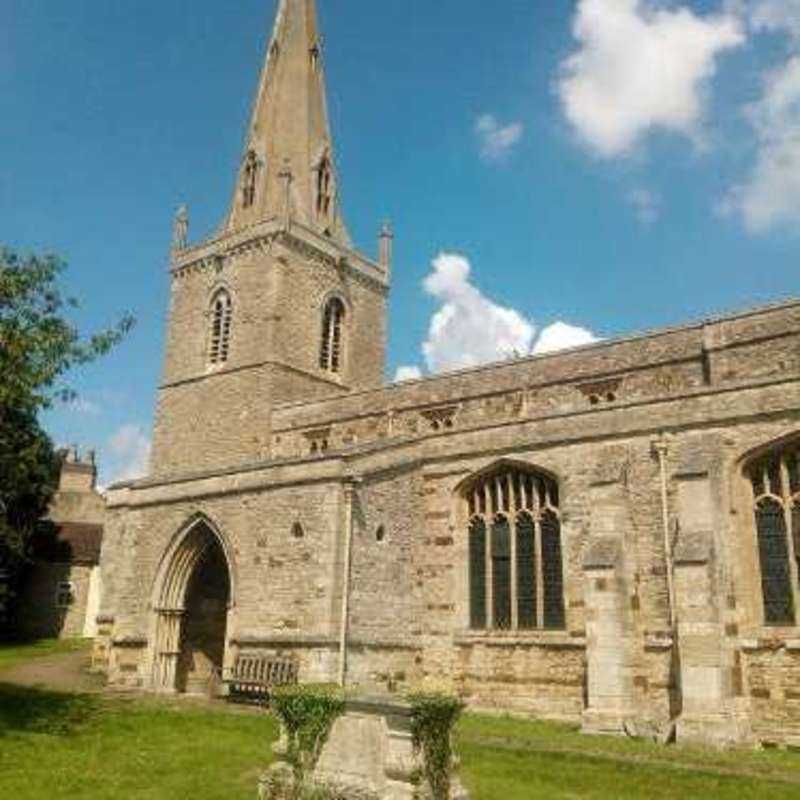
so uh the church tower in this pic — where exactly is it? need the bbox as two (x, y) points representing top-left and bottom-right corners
(150, 0), (390, 477)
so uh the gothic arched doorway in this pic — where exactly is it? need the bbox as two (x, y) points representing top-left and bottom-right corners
(151, 517), (233, 695)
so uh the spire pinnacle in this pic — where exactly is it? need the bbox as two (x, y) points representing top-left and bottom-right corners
(226, 0), (349, 244)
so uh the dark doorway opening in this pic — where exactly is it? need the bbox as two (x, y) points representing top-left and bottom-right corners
(177, 535), (230, 695)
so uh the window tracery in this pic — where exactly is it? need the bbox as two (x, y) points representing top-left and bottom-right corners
(319, 297), (345, 374)
(466, 465), (565, 631)
(747, 445), (800, 625)
(208, 290), (233, 365)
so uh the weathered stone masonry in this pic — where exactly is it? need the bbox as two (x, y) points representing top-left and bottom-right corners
(96, 0), (800, 747)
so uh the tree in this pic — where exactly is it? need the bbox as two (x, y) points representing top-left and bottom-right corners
(0, 247), (134, 634)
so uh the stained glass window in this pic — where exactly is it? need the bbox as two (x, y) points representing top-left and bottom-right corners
(541, 510), (566, 630)
(466, 465), (564, 631)
(492, 516), (512, 630)
(469, 518), (487, 629)
(516, 512), (536, 629)
(756, 499), (795, 624)
(749, 447), (800, 626)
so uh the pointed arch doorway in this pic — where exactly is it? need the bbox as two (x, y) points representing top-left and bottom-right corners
(151, 517), (234, 694)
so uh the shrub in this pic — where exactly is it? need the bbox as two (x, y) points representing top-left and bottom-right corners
(408, 693), (464, 800)
(270, 684), (345, 790)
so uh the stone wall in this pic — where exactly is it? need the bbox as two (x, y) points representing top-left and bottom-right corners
(150, 228), (387, 476)
(20, 562), (95, 640)
(271, 301), (800, 462)
(100, 297), (800, 744)
(99, 470), (346, 689)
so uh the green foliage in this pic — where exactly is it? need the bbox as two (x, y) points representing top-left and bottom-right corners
(270, 684), (345, 787)
(0, 404), (60, 632)
(0, 247), (134, 633)
(0, 248), (134, 411)
(408, 693), (464, 800)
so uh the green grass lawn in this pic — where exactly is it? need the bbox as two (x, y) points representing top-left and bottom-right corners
(457, 714), (800, 799)
(0, 637), (89, 672)
(0, 686), (278, 800)
(2, 641), (800, 799)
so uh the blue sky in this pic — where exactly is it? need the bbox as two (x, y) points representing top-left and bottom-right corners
(2, 0), (798, 484)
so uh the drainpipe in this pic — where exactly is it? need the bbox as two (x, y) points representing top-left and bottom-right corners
(652, 435), (675, 629)
(338, 477), (358, 687)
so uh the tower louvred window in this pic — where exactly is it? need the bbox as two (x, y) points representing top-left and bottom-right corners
(466, 465), (565, 631)
(242, 151), (259, 208)
(316, 156), (333, 219)
(319, 297), (345, 373)
(209, 290), (233, 365)
(748, 447), (800, 625)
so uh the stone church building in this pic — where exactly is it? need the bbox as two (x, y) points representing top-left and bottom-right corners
(96, 0), (800, 746)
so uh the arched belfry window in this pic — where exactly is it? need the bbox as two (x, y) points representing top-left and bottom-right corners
(242, 150), (259, 209)
(208, 290), (233, 365)
(316, 155), (333, 220)
(319, 297), (345, 374)
(466, 464), (565, 631)
(746, 444), (800, 625)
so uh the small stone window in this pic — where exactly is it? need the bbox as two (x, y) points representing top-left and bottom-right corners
(291, 522), (305, 540)
(579, 378), (622, 407)
(422, 406), (458, 432)
(242, 150), (259, 209)
(375, 525), (386, 543)
(208, 289), (233, 365)
(310, 41), (321, 70)
(466, 464), (565, 631)
(319, 298), (345, 374)
(56, 581), (76, 608)
(747, 445), (800, 625)
(305, 428), (332, 456)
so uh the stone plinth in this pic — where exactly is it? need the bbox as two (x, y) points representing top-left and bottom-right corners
(260, 695), (468, 800)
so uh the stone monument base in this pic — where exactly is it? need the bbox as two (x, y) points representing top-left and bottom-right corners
(259, 695), (469, 800)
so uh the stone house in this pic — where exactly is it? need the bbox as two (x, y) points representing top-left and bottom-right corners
(95, 0), (800, 746)
(21, 447), (104, 640)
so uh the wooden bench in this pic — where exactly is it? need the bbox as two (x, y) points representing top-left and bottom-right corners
(223, 654), (298, 705)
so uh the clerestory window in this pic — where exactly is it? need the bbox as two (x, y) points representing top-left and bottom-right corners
(319, 297), (345, 374)
(208, 290), (233, 365)
(466, 465), (565, 631)
(747, 445), (800, 626)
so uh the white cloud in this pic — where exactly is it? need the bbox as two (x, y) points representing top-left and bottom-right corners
(627, 187), (662, 224)
(749, 0), (800, 40)
(421, 254), (536, 373)
(475, 114), (524, 161)
(394, 366), (423, 383)
(558, 0), (744, 158)
(107, 424), (151, 483)
(723, 56), (800, 233)
(401, 253), (597, 377)
(533, 321), (599, 354)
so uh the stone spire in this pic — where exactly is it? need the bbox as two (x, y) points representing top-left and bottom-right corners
(225, 0), (349, 244)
